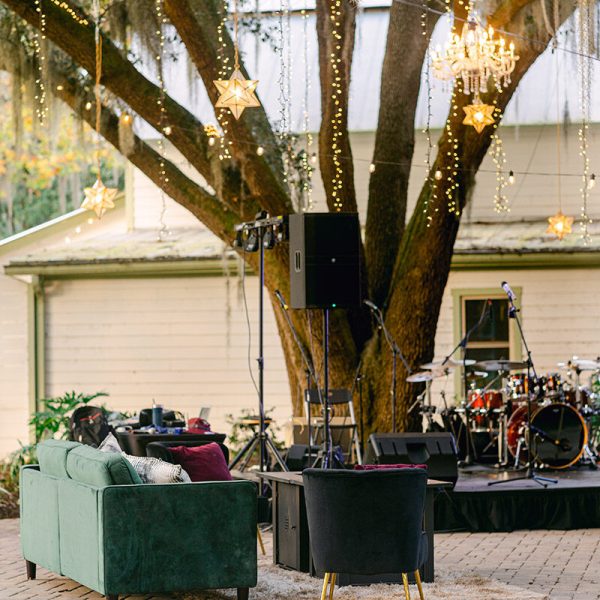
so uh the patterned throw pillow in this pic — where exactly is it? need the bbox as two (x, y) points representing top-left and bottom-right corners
(99, 432), (191, 483)
(123, 453), (191, 484)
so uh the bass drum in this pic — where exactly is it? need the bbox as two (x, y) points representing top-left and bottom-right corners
(507, 402), (587, 468)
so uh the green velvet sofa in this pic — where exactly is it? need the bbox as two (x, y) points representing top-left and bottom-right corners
(20, 439), (257, 600)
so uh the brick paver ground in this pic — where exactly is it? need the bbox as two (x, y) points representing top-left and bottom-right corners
(2, 519), (599, 599)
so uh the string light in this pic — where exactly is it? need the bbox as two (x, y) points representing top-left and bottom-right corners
(328, 0), (346, 211)
(155, 0), (169, 241)
(300, 4), (314, 211)
(577, 0), (594, 244)
(215, 0), (232, 160)
(508, 170), (515, 185)
(48, 0), (88, 25)
(434, 169), (443, 181)
(310, 152), (317, 165)
(85, 101), (92, 110)
(256, 145), (264, 156)
(369, 163), (376, 173)
(421, 0), (437, 224)
(589, 173), (596, 189)
(204, 123), (220, 147)
(33, 0), (48, 125)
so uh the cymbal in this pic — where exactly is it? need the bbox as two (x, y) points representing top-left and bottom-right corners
(407, 367), (455, 383)
(466, 371), (490, 380)
(421, 358), (475, 370)
(406, 371), (434, 383)
(557, 358), (600, 372)
(474, 359), (528, 372)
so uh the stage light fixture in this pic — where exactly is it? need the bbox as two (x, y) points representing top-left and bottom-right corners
(263, 227), (276, 249)
(245, 229), (259, 252)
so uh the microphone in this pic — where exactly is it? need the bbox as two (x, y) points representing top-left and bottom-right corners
(274, 290), (288, 310)
(363, 299), (380, 312)
(501, 281), (517, 302)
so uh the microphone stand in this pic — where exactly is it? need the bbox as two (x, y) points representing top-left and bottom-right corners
(365, 303), (411, 433)
(442, 299), (491, 466)
(350, 356), (364, 463)
(273, 291), (322, 468)
(488, 294), (557, 488)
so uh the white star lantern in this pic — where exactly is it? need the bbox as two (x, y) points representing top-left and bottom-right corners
(81, 177), (118, 219)
(214, 69), (260, 120)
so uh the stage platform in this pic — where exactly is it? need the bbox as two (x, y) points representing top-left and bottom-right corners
(435, 466), (600, 532)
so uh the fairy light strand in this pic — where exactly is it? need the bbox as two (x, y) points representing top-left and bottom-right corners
(34, 0), (48, 125)
(578, 0), (594, 244)
(301, 4), (314, 211)
(155, 0), (169, 241)
(215, 0), (232, 160)
(329, 0), (346, 211)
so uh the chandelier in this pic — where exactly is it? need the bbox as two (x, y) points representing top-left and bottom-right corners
(431, 15), (518, 98)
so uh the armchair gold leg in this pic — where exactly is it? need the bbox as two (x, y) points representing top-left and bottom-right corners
(257, 526), (266, 556)
(414, 569), (425, 600)
(402, 573), (411, 600)
(328, 573), (337, 600)
(321, 573), (331, 600)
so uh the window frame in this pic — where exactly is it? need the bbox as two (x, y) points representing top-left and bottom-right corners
(451, 287), (523, 399)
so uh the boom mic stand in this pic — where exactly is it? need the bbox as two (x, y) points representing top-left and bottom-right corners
(229, 212), (288, 480)
(488, 287), (557, 488)
(273, 290), (323, 468)
(442, 299), (491, 466)
(364, 300), (411, 433)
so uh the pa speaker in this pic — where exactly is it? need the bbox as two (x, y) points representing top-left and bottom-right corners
(288, 212), (361, 309)
(365, 432), (458, 487)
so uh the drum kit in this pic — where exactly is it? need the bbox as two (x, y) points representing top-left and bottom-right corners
(408, 355), (600, 472)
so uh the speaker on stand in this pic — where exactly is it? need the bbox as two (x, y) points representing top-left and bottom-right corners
(288, 212), (362, 468)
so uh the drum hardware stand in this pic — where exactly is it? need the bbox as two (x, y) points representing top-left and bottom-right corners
(364, 300), (410, 433)
(230, 214), (289, 481)
(489, 288), (557, 488)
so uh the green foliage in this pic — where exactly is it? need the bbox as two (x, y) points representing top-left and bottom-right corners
(29, 390), (109, 442)
(0, 443), (37, 519)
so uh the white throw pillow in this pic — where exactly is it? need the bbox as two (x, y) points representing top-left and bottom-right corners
(122, 452), (191, 484)
(98, 432), (122, 454)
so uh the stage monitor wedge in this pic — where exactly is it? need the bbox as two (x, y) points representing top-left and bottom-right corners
(288, 212), (361, 309)
(365, 432), (458, 487)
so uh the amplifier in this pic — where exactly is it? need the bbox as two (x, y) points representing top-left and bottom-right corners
(365, 432), (458, 487)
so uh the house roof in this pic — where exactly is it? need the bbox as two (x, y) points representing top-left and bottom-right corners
(5, 218), (600, 277)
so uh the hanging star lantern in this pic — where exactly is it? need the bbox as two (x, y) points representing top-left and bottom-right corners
(82, 177), (118, 218)
(546, 211), (573, 240)
(214, 69), (260, 120)
(463, 102), (495, 133)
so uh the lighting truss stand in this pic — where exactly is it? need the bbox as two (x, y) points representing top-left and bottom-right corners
(229, 213), (288, 479)
(488, 297), (557, 489)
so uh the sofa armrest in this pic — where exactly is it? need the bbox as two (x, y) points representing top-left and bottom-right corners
(99, 480), (257, 596)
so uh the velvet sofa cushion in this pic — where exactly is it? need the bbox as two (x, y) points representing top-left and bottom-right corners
(66, 445), (142, 487)
(37, 439), (82, 478)
(169, 442), (232, 482)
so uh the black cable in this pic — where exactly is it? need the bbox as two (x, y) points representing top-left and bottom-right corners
(240, 249), (260, 399)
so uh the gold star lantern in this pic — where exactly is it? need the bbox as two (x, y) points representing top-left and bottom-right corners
(214, 69), (260, 120)
(81, 10), (119, 219)
(463, 102), (495, 133)
(82, 177), (118, 218)
(213, 0), (260, 120)
(547, 211), (573, 240)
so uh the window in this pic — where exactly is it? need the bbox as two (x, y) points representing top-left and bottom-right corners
(462, 296), (512, 364)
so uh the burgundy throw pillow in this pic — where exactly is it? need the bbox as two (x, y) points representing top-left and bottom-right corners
(354, 464), (427, 471)
(169, 443), (233, 482)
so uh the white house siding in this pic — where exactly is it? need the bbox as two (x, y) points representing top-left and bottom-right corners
(43, 275), (291, 438)
(429, 268), (600, 404)
(0, 208), (125, 455)
(138, 124), (600, 232)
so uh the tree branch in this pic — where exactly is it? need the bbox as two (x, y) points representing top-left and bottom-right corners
(0, 0), (215, 189)
(164, 0), (293, 217)
(316, 0), (357, 213)
(365, 1), (443, 306)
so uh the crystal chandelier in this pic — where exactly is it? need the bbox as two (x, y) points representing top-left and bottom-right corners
(431, 13), (518, 99)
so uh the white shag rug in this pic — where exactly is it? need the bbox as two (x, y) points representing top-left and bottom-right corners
(180, 536), (548, 600)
